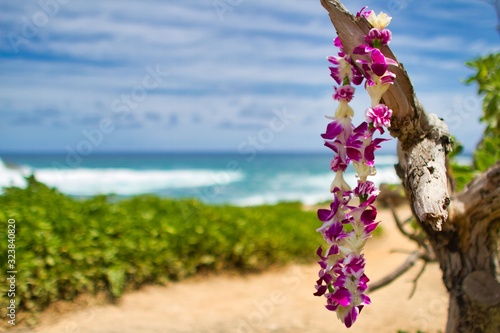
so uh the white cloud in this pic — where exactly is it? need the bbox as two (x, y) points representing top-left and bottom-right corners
(0, 0), (497, 153)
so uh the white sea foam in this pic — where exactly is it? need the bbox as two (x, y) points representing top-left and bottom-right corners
(0, 157), (400, 205)
(0, 159), (244, 196)
(232, 192), (333, 207)
(231, 167), (400, 206)
(0, 159), (31, 189)
(271, 168), (399, 189)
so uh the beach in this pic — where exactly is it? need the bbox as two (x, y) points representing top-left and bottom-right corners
(15, 205), (447, 333)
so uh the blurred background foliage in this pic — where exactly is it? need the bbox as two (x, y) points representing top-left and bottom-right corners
(450, 51), (500, 190)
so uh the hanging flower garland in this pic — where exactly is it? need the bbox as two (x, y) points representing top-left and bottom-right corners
(313, 7), (397, 328)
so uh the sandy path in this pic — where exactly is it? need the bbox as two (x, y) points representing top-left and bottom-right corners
(17, 207), (447, 333)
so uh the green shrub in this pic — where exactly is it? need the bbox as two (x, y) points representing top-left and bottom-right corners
(0, 177), (321, 313)
(450, 52), (500, 191)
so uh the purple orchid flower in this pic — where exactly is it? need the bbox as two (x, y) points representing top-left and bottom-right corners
(366, 104), (392, 130)
(364, 28), (392, 47)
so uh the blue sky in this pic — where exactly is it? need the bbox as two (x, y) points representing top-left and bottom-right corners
(0, 0), (498, 154)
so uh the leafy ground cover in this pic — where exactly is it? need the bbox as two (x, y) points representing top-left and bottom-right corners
(1, 176), (325, 314)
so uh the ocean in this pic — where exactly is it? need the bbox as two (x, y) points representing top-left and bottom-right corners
(0, 152), (406, 206)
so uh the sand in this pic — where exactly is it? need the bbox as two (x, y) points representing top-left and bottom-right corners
(10, 206), (448, 333)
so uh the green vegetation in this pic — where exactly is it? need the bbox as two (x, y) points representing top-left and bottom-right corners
(448, 139), (476, 191)
(1, 176), (325, 314)
(450, 52), (500, 190)
(466, 52), (500, 173)
(465, 53), (500, 139)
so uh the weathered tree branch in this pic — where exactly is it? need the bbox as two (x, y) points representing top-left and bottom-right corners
(369, 203), (436, 296)
(409, 261), (428, 299)
(321, 1), (500, 331)
(389, 199), (430, 253)
(368, 250), (430, 294)
(321, 0), (453, 232)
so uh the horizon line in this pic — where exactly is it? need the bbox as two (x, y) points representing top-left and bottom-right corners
(0, 149), (474, 156)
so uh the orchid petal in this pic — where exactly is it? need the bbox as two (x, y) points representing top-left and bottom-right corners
(321, 121), (343, 140)
(330, 288), (352, 307)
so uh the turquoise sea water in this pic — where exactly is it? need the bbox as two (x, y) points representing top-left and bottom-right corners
(0, 152), (447, 205)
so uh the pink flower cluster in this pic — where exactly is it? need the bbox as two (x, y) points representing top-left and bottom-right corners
(314, 7), (397, 328)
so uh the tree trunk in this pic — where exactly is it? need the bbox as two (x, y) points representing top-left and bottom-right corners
(320, 1), (500, 331)
(440, 162), (500, 332)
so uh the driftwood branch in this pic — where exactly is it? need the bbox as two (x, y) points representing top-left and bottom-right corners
(409, 261), (428, 299)
(370, 205), (436, 296)
(390, 200), (429, 251)
(368, 250), (431, 294)
(321, 0), (453, 231)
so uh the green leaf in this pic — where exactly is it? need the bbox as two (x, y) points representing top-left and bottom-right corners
(105, 267), (126, 298)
